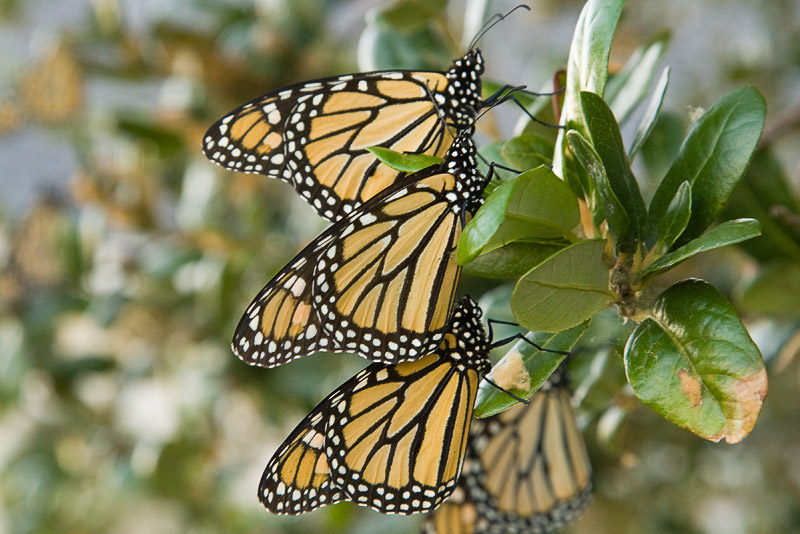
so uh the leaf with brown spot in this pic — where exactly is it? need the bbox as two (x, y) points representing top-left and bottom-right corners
(625, 279), (767, 443)
(474, 322), (588, 418)
(678, 369), (702, 408)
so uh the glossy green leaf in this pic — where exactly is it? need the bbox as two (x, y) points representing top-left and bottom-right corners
(458, 179), (515, 265)
(649, 86), (766, 247)
(501, 134), (554, 171)
(606, 30), (671, 125)
(511, 239), (613, 332)
(656, 180), (691, 251)
(561, 0), (624, 118)
(457, 167), (580, 264)
(580, 91), (647, 250)
(736, 261), (800, 317)
(567, 130), (629, 247)
(629, 66), (670, 158)
(553, 0), (625, 178)
(625, 279), (767, 443)
(637, 218), (761, 281)
(463, 241), (566, 279)
(365, 146), (441, 173)
(474, 323), (588, 417)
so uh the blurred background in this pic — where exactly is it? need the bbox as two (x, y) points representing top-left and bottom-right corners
(1, 0), (799, 533)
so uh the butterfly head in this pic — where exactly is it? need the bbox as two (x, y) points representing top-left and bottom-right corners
(443, 49), (485, 128)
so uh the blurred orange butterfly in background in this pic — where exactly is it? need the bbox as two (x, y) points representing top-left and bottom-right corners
(423, 368), (593, 534)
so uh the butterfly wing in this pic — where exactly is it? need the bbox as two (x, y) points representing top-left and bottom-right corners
(258, 395), (343, 514)
(232, 168), (463, 368)
(260, 297), (491, 515)
(311, 170), (464, 362)
(321, 354), (479, 514)
(423, 374), (593, 533)
(232, 241), (326, 367)
(421, 485), (478, 534)
(203, 71), (456, 221)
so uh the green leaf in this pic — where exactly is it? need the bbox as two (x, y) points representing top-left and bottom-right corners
(501, 134), (554, 171)
(562, 0), (625, 116)
(625, 279), (767, 443)
(639, 111), (685, 183)
(511, 239), (613, 332)
(736, 261), (800, 317)
(478, 140), (514, 184)
(553, 0), (625, 178)
(371, 0), (446, 32)
(116, 114), (184, 158)
(606, 30), (671, 125)
(358, 14), (451, 70)
(567, 130), (629, 247)
(457, 167), (580, 264)
(629, 66), (670, 158)
(649, 86), (766, 247)
(365, 146), (441, 173)
(656, 180), (691, 251)
(580, 91), (647, 251)
(721, 148), (800, 262)
(474, 323), (588, 417)
(637, 218), (761, 281)
(463, 241), (567, 279)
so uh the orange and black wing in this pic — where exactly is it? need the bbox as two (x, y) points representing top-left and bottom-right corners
(232, 135), (484, 367)
(260, 296), (492, 515)
(202, 51), (484, 222)
(257, 396), (342, 514)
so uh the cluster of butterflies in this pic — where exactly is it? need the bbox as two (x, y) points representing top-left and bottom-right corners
(203, 7), (592, 532)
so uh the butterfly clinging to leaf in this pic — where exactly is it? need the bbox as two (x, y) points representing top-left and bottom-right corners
(202, 6), (531, 222)
(232, 132), (488, 368)
(259, 295), (492, 515)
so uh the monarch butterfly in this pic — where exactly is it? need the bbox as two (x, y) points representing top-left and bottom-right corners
(259, 295), (491, 515)
(201, 5), (531, 222)
(202, 49), (483, 222)
(232, 133), (486, 368)
(422, 369), (593, 534)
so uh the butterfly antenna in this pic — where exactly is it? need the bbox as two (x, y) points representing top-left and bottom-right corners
(483, 377), (531, 405)
(468, 4), (531, 51)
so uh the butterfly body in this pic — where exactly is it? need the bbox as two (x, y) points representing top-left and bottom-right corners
(203, 50), (484, 221)
(232, 135), (486, 368)
(260, 296), (491, 515)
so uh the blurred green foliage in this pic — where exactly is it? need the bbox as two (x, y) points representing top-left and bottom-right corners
(1, 1), (799, 533)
